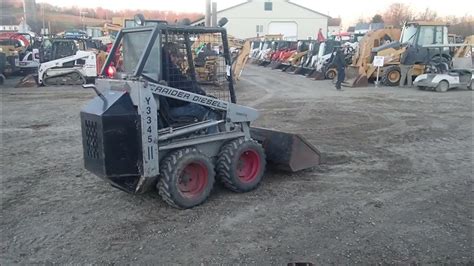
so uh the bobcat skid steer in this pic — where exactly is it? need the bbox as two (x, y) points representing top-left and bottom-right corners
(80, 22), (321, 209)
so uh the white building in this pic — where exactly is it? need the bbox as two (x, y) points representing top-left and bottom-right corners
(192, 0), (330, 40)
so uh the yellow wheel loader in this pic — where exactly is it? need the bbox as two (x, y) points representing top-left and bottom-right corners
(344, 21), (451, 87)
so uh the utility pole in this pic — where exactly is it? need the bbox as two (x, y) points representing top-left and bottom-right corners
(42, 4), (45, 35)
(80, 11), (88, 31)
(22, 0), (28, 24)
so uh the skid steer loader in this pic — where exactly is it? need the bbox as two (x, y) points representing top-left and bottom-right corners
(80, 23), (321, 209)
(38, 50), (97, 86)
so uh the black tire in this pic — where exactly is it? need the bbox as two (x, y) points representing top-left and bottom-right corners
(381, 65), (401, 86)
(435, 80), (449, 92)
(157, 147), (215, 209)
(324, 65), (337, 80)
(468, 80), (472, 90)
(216, 138), (266, 192)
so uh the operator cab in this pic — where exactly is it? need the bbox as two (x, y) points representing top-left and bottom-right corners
(400, 21), (450, 65)
(100, 23), (235, 127)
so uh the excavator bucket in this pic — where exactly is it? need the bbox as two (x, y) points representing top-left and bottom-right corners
(343, 65), (368, 87)
(250, 127), (321, 172)
(15, 74), (38, 88)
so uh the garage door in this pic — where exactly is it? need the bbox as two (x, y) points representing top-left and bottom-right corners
(268, 22), (297, 40)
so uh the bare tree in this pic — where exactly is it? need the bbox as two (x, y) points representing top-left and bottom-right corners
(417, 8), (438, 21)
(383, 3), (414, 28)
(371, 14), (384, 23)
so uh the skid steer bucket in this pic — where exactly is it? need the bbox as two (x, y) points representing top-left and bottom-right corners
(250, 127), (321, 172)
(312, 71), (325, 80)
(15, 74), (38, 88)
(343, 65), (368, 87)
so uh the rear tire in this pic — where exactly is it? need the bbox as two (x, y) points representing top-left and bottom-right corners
(435, 80), (449, 92)
(468, 80), (472, 90)
(381, 65), (401, 86)
(216, 138), (266, 192)
(157, 147), (215, 209)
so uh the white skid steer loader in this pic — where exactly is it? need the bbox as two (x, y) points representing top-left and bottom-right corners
(80, 22), (321, 209)
(38, 50), (97, 86)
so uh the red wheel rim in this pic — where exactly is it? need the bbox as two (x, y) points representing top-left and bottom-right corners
(237, 149), (261, 183)
(177, 162), (208, 198)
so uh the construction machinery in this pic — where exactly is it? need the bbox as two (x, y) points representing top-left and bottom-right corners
(260, 41), (292, 67)
(344, 21), (451, 87)
(282, 40), (319, 73)
(0, 34), (22, 76)
(414, 36), (473, 92)
(305, 39), (341, 78)
(271, 40), (308, 71)
(80, 21), (321, 209)
(315, 42), (357, 80)
(16, 37), (108, 87)
(38, 50), (97, 86)
(267, 41), (297, 68)
(293, 41), (322, 75)
(231, 40), (251, 81)
(0, 32), (41, 73)
(343, 27), (401, 87)
(0, 52), (6, 84)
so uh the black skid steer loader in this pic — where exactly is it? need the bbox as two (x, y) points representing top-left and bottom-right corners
(80, 20), (321, 209)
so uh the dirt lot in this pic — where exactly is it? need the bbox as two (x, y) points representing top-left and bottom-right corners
(1, 64), (473, 264)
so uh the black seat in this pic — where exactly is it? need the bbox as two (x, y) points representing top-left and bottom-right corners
(158, 96), (198, 128)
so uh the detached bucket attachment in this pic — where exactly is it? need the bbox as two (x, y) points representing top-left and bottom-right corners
(274, 63), (287, 70)
(343, 66), (368, 87)
(15, 74), (38, 88)
(268, 61), (280, 69)
(250, 127), (321, 172)
(295, 67), (312, 76)
(312, 71), (325, 80)
(283, 65), (296, 73)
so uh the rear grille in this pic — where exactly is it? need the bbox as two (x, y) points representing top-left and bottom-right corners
(84, 120), (99, 159)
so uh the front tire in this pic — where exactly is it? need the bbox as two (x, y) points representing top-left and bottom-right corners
(157, 147), (215, 209)
(324, 64), (337, 80)
(435, 80), (449, 92)
(381, 65), (401, 86)
(216, 138), (266, 192)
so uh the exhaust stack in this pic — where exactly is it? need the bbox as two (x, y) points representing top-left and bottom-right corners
(205, 0), (211, 26)
(211, 2), (217, 27)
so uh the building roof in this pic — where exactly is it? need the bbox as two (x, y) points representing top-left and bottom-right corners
(192, 0), (330, 24)
(286, 1), (330, 18)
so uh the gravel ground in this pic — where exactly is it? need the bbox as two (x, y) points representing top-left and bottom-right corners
(1, 65), (473, 264)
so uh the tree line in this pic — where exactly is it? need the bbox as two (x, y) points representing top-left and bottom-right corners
(358, 3), (473, 37)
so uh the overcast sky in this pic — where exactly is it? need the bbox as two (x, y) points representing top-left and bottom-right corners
(36, 0), (468, 26)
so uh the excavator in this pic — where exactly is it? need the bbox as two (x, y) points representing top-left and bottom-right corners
(344, 21), (451, 87)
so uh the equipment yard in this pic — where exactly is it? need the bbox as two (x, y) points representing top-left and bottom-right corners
(1, 64), (472, 264)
